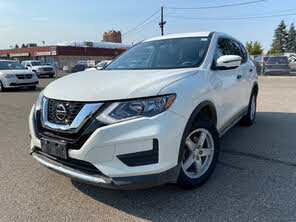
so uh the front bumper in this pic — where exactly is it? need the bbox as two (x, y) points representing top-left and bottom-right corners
(29, 105), (187, 188)
(2, 78), (39, 88)
(32, 151), (180, 189)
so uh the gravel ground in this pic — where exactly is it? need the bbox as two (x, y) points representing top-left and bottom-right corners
(0, 75), (296, 222)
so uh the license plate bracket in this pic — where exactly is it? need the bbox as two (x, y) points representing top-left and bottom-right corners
(41, 139), (68, 159)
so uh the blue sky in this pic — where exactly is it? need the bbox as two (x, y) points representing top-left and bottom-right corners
(0, 0), (296, 49)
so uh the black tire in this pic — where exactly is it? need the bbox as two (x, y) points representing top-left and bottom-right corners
(49, 73), (55, 78)
(33, 70), (39, 77)
(0, 80), (5, 92)
(29, 85), (36, 90)
(177, 117), (220, 189)
(240, 92), (257, 126)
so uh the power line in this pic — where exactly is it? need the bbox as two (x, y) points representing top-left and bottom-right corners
(122, 9), (160, 36)
(135, 16), (160, 33)
(165, 0), (265, 10)
(167, 12), (296, 21)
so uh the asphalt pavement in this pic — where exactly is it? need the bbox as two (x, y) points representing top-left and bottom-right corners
(0, 74), (296, 222)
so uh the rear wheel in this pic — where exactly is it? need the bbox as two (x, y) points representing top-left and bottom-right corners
(49, 73), (55, 78)
(177, 118), (219, 189)
(240, 92), (257, 126)
(0, 80), (5, 92)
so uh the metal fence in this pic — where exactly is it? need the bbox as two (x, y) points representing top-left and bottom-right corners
(251, 53), (296, 76)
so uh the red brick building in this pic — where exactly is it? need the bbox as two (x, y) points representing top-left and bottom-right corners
(102, 30), (122, 43)
(0, 43), (128, 69)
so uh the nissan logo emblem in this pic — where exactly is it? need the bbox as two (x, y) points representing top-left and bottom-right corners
(55, 104), (67, 121)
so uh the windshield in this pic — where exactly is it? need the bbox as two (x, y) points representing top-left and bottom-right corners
(31, 61), (45, 66)
(0, 61), (26, 70)
(106, 37), (210, 70)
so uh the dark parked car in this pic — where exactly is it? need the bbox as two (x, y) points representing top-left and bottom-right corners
(71, 64), (85, 73)
(264, 56), (290, 75)
(254, 56), (269, 74)
(254, 56), (290, 75)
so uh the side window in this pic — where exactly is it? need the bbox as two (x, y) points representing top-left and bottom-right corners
(239, 43), (248, 63)
(226, 39), (246, 64)
(214, 38), (230, 61)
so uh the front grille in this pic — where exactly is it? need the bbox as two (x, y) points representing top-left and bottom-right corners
(16, 74), (32, 79)
(43, 67), (52, 71)
(48, 99), (85, 125)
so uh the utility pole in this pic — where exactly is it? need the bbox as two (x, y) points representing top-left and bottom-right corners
(159, 6), (166, 36)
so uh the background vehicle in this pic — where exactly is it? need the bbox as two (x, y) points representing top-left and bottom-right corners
(254, 56), (269, 74)
(21, 60), (55, 77)
(29, 32), (258, 189)
(0, 60), (38, 92)
(264, 56), (291, 75)
(70, 64), (86, 73)
(85, 60), (112, 71)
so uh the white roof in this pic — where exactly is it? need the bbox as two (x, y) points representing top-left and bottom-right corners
(144, 32), (212, 42)
(54, 41), (130, 49)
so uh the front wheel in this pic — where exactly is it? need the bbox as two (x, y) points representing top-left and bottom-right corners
(177, 118), (220, 189)
(0, 80), (5, 92)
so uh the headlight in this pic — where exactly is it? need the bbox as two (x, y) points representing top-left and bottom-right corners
(35, 90), (44, 111)
(97, 94), (176, 124)
(2, 74), (15, 79)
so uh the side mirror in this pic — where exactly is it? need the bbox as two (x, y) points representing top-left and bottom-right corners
(216, 55), (242, 70)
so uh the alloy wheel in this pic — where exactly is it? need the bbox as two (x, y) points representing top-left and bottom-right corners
(181, 128), (215, 179)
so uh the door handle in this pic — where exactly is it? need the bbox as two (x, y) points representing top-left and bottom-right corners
(237, 74), (242, 80)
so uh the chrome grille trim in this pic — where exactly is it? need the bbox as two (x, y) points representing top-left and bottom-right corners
(42, 97), (103, 133)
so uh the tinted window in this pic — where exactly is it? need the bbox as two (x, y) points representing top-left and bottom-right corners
(214, 38), (230, 61)
(227, 39), (243, 58)
(106, 37), (210, 70)
(31, 61), (44, 66)
(239, 43), (248, 63)
(0, 61), (26, 70)
(266, 57), (289, 64)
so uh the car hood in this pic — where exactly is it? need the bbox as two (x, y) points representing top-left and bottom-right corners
(0, 69), (34, 75)
(44, 69), (197, 101)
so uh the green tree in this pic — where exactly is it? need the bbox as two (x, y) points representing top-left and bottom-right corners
(245, 41), (263, 55)
(287, 23), (296, 52)
(21, 44), (26, 48)
(268, 48), (281, 54)
(271, 20), (288, 53)
(15, 44), (19, 49)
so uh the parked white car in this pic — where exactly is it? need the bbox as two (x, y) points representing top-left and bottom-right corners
(21, 60), (55, 77)
(85, 60), (112, 71)
(0, 60), (38, 92)
(29, 32), (258, 189)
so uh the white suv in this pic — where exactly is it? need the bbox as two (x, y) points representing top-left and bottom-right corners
(21, 60), (55, 77)
(29, 32), (258, 189)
